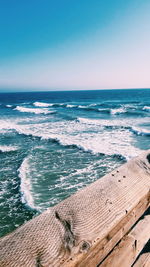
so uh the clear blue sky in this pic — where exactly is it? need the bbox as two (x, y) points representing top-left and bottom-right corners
(0, 0), (150, 91)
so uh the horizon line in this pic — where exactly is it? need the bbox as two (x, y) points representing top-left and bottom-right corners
(0, 87), (150, 93)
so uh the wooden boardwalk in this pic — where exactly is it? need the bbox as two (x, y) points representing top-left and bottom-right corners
(0, 150), (150, 267)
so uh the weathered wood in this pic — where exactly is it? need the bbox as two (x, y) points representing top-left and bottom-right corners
(133, 238), (150, 267)
(0, 150), (150, 267)
(84, 195), (150, 267)
(100, 212), (150, 266)
(133, 252), (150, 267)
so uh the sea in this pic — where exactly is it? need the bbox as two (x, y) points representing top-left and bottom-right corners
(0, 89), (150, 237)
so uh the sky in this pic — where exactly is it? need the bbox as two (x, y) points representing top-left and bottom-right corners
(0, 0), (150, 91)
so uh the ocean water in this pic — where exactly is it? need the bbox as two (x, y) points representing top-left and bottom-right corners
(0, 89), (150, 237)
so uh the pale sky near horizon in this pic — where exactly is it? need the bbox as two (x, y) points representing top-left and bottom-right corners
(0, 0), (150, 91)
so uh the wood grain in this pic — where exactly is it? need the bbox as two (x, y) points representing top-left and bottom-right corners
(0, 150), (150, 267)
(100, 212), (150, 266)
(133, 252), (150, 267)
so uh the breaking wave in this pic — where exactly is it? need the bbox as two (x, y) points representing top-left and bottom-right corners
(0, 145), (19, 152)
(110, 107), (126, 115)
(18, 157), (37, 210)
(33, 101), (53, 107)
(11, 121), (141, 160)
(14, 106), (55, 114)
(130, 127), (150, 136)
(143, 106), (150, 112)
(6, 104), (13, 108)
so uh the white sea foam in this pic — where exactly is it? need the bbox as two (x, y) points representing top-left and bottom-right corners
(33, 101), (53, 107)
(77, 117), (107, 127)
(78, 105), (89, 109)
(0, 116), (143, 160)
(0, 145), (18, 152)
(6, 104), (12, 108)
(53, 130), (141, 160)
(14, 106), (53, 114)
(18, 157), (36, 209)
(111, 107), (126, 115)
(66, 104), (77, 108)
(15, 120), (140, 160)
(89, 103), (97, 107)
(143, 106), (150, 111)
(131, 127), (150, 136)
(77, 117), (129, 127)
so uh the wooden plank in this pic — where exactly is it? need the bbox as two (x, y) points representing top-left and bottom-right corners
(68, 194), (150, 267)
(133, 252), (150, 267)
(0, 150), (150, 267)
(133, 238), (150, 267)
(100, 214), (150, 267)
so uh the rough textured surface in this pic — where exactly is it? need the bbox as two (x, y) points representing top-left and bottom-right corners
(100, 209), (150, 267)
(0, 150), (150, 267)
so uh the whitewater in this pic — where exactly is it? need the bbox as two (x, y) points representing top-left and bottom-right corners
(0, 89), (150, 237)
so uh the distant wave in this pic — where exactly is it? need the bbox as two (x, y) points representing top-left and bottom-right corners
(33, 101), (53, 107)
(110, 107), (126, 115)
(143, 106), (150, 112)
(66, 105), (145, 116)
(18, 157), (37, 210)
(110, 107), (147, 116)
(14, 106), (55, 114)
(0, 145), (18, 152)
(77, 105), (104, 112)
(66, 104), (77, 108)
(32, 102), (111, 113)
(30, 103), (146, 117)
(6, 104), (13, 108)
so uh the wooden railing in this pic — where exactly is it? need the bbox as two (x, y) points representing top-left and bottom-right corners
(0, 150), (150, 267)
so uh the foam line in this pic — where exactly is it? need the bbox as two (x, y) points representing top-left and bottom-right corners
(14, 106), (54, 114)
(18, 157), (36, 210)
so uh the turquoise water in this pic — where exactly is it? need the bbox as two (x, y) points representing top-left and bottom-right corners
(0, 89), (150, 237)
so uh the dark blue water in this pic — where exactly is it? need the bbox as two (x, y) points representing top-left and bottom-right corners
(0, 89), (150, 237)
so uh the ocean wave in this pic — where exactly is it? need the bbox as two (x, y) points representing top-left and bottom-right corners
(110, 107), (147, 116)
(67, 105), (127, 114)
(0, 145), (18, 152)
(6, 119), (132, 159)
(58, 113), (77, 121)
(66, 104), (77, 108)
(77, 117), (150, 136)
(77, 117), (129, 127)
(77, 117), (105, 126)
(0, 117), (143, 160)
(33, 103), (108, 112)
(33, 101), (53, 107)
(98, 108), (110, 114)
(18, 157), (36, 210)
(111, 107), (126, 115)
(77, 105), (101, 112)
(47, 103), (66, 108)
(35, 102), (67, 108)
(14, 106), (55, 114)
(30, 103), (139, 116)
(130, 127), (150, 136)
(143, 106), (150, 112)
(6, 104), (12, 108)
(59, 137), (139, 160)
